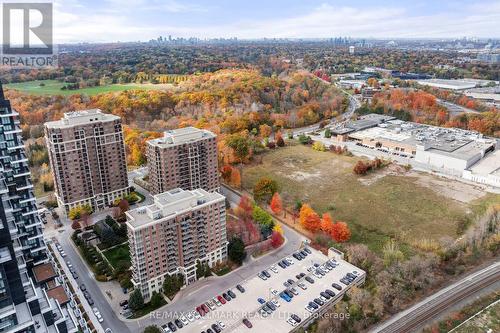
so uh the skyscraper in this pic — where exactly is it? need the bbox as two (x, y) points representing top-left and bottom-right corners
(147, 127), (219, 195)
(44, 109), (130, 213)
(0, 83), (76, 332)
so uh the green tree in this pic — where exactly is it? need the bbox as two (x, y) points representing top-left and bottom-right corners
(228, 237), (246, 265)
(253, 177), (278, 203)
(324, 128), (332, 138)
(226, 135), (250, 164)
(252, 206), (275, 237)
(143, 326), (162, 333)
(129, 289), (144, 311)
(150, 291), (164, 308)
(298, 134), (312, 145)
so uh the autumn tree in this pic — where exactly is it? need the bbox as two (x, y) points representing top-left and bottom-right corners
(259, 124), (272, 138)
(299, 204), (321, 232)
(236, 195), (253, 220)
(253, 177), (278, 203)
(270, 192), (283, 215)
(275, 132), (285, 147)
(230, 167), (241, 188)
(330, 222), (351, 242)
(270, 230), (284, 248)
(320, 213), (334, 234)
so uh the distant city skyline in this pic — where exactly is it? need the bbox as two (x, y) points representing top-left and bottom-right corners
(51, 0), (500, 43)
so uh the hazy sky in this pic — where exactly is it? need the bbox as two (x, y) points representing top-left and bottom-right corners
(51, 0), (500, 43)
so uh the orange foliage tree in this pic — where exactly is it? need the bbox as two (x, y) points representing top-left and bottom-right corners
(330, 222), (351, 242)
(299, 204), (321, 232)
(270, 192), (283, 215)
(320, 213), (334, 234)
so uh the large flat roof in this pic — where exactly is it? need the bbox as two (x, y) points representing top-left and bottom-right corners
(44, 109), (120, 129)
(126, 188), (225, 230)
(148, 127), (216, 148)
(417, 79), (477, 90)
(469, 150), (500, 176)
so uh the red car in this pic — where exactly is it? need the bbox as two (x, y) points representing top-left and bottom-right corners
(217, 295), (226, 304)
(196, 306), (204, 316)
(201, 304), (210, 314)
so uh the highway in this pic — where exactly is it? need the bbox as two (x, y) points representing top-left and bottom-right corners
(370, 262), (500, 333)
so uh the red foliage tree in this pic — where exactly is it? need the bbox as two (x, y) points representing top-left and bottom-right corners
(353, 161), (369, 175)
(275, 132), (285, 147)
(71, 221), (81, 230)
(236, 195), (253, 220)
(270, 231), (284, 248)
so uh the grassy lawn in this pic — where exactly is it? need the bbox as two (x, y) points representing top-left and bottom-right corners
(5, 79), (168, 96)
(242, 143), (499, 253)
(102, 243), (130, 269)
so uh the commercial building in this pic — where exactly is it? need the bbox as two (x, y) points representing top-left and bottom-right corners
(417, 79), (478, 90)
(0, 84), (77, 333)
(44, 109), (130, 213)
(331, 114), (498, 186)
(126, 188), (227, 301)
(147, 127), (219, 194)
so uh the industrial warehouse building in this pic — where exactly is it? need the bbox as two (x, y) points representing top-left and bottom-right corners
(331, 114), (499, 188)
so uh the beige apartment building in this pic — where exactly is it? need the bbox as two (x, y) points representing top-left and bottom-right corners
(44, 109), (130, 213)
(147, 127), (219, 194)
(126, 188), (227, 300)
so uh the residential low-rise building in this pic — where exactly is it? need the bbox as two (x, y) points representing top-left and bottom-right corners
(126, 188), (227, 301)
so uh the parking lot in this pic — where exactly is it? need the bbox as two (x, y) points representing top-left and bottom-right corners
(160, 247), (365, 333)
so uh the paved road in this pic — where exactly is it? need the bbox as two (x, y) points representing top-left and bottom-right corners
(57, 226), (131, 333)
(370, 262), (500, 333)
(437, 99), (479, 116)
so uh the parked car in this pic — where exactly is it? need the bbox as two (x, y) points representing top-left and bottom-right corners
(179, 315), (189, 326)
(313, 298), (324, 306)
(167, 322), (177, 332)
(79, 284), (86, 292)
(279, 292), (291, 302)
(298, 282), (307, 290)
(320, 291), (331, 300)
(242, 318), (252, 328)
(278, 261), (286, 269)
(291, 313), (301, 323)
(236, 284), (245, 293)
(304, 247), (311, 254)
(174, 318), (183, 329)
(305, 276), (314, 284)
(262, 270), (271, 278)
(269, 265), (278, 273)
(211, 323), (222, 333)
(222, 293), (231, 301)
(258, 273), (267, 280)
(331, 283), (342, 291)
(257, 298), (266, 304)
(287, 317), (297, 326)
(119, 299), (128, 307)
(308, 301), (319, 309)
(217, 295), (226, 304)
(227, 290), (236, 298)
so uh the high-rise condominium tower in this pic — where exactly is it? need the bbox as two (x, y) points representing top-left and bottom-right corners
(146, 127), (219, 194)
(126, 188), (227, 301)
(44, 109), (130, 213)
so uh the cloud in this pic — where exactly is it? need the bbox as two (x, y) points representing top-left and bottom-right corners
(52, 1), (500, 43)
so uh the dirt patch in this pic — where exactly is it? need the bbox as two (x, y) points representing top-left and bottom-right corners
(411, 171), (487, 203)
(358, 164), (408, 186)
(281, 170), (322, 181)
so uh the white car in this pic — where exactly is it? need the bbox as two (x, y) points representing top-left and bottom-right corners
(180, 315), (189, 326)
(213, 298), (222, 307)
(305, 305), (315, 313)
(218, 321), (226, 329)
(286, 257), (294, 265)
(298, 283), (307, 290)
(258, 273), (267, 280)
(271, 299), (280, 308)
(92, 307), (104, 323)
(60, 251), (66, 257)
(287, 317), (298, 326)
(270, 288), (279, 296)
(319, 296), (328, 302)
(192, 310), (201, 320)
(186, 312), (194, 322)
(161, 325), (172, 333)
(269, 265), (278, 273)
(259, 309), (268, 317)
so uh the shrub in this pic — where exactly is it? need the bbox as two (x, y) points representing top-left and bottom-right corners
(253, 177), (278, 203)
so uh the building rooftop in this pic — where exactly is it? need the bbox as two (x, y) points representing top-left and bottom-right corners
(33, 262), (57, 283)
(46, 285), (70, 306)
(469, 149), (500, 176)
(44, 109), (120, 129)
(348, 117), (495, 161)
(126, 188), (224, 230)
(148, 127), (216, 147)
(417, 79), (478, 90)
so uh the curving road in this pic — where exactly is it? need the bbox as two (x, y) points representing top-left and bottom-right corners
(370, 262), (500, 333)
